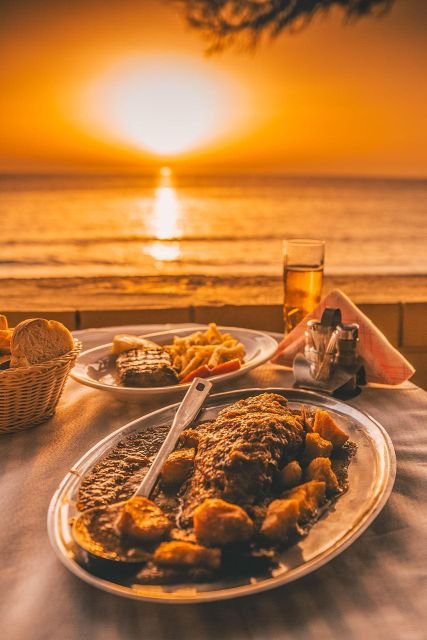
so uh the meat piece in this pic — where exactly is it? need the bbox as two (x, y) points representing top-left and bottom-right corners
(313, 410), (349, 448)
(154, 541), (221, 570)
(283, 481), (326, 522)
(161, 448), (195, 485)
(306, 457), (340, 494)
(193, 498), (254, 546)
(181, 393), (304, 521)
(116, 496), (172, 542)
(260, 499), (300, 543)
(279, 461), (302, 489)
(303, 432), (333, 461)
(116, 347), (178, 387)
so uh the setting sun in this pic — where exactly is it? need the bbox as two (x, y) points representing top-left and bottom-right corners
(80, 57), (239, 156)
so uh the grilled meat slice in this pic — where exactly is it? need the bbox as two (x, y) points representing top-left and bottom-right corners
(181, 393), (304, 523)
(116, 345), (178, 387)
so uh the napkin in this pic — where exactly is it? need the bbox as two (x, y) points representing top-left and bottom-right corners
(273, 289), (415, 385)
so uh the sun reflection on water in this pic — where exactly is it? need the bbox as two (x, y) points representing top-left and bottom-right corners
(144, 168), (182, 262)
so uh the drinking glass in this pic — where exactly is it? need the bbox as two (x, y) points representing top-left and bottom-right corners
(283, 239), (325, 334)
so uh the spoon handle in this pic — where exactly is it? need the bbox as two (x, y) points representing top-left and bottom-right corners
(135, 377), (212, 498)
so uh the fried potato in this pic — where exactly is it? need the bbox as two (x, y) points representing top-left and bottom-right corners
(303, 432), (333, 461)
(154, 541), (221, 570)
(116, 497), (172, 543)
(279, 460), (302, 490)
(260, 499), (300, 543)
(283, 481), (326, 521)
(193, 498), (254, 546)
(306, 457), (340, 494)
(161, 448), (195, 485)
(313, 410), (349, 448)
(165, 323), (245, 379)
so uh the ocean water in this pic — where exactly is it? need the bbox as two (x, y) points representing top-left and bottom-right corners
(1, 173), (426, 278)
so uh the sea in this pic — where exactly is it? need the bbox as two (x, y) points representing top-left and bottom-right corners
(1, 173), (426, 279)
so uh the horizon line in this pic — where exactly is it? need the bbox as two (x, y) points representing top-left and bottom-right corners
(1, 169), (426, 182)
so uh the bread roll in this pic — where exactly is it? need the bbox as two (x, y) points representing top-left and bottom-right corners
(0, 315), (8, 330)
(10, 318), (74, 367)
(0, 329), (12, 354)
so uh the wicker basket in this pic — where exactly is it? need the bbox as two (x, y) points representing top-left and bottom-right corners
(0, 340), (82, 434)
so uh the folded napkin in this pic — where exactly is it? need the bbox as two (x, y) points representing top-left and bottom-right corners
(273, 289), (415, 385)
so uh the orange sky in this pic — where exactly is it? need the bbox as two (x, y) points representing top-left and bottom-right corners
(1, 0), (427, 176)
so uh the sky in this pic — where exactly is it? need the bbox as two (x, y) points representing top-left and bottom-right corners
(1, 0), (427, 176)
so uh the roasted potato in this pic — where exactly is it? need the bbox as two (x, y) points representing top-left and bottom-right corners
(116, 497), (172, 543)
(154, 540), (221, 570)
(193, 498), (254, 546)
(260, 498), (300, 543)
(161, 448), (195, 485)
(283, 481), (326, 521)
(279, 461), (302, 490)
(313, 410), (349, 448)
(306, 457), (340, 494)
(303, 432), (333, 461)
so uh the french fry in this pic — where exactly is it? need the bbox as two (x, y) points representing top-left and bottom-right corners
(165, 324), (245, 375)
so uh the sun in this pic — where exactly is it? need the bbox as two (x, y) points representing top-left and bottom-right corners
(81, 56), (237, 156)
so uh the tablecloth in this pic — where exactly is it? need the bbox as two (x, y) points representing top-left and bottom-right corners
(1, 324), (426, 640)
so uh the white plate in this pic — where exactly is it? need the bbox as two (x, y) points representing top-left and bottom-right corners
(70, 325), (278, 400)
(48, 388), (396, 604)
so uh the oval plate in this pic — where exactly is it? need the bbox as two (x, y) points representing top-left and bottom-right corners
(70, 326), (278, 401)
(48, 388), (396, 604)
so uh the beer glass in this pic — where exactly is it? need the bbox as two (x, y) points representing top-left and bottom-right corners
(283, 239), (325, 333)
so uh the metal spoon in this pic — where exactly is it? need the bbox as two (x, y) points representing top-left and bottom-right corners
(72, 377), (212, 568)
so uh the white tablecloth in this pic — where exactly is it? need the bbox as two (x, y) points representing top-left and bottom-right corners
(1, 325), (426, 640)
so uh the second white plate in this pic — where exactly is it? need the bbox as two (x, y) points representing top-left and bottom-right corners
(70, 325), (278, 400)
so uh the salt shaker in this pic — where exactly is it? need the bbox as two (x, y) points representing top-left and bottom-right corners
(336, 323), (359, 369)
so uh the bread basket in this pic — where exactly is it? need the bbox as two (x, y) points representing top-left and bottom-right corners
(0, 340), (82, 433)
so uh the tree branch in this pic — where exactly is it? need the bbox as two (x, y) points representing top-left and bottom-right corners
(178, 0), (394, 52)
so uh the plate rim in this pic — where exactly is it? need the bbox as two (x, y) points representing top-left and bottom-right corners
(47, 387), (396, 604)
(70, 325), (278, 395)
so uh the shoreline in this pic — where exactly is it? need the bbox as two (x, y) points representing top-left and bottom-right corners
(1, 274), (426, 312)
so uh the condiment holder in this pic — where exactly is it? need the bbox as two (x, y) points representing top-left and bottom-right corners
(293, 307), (365, 398)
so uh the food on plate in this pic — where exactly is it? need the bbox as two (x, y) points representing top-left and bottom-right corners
(112, 334), (155, 354)
(180, 394), (303, 523)
(178, 358), (242, 385)
(279, 460), (302, 489)
(76, 393), (355, 584)
(165, 323), (245, 381)
(10, 318), (74, 368)
(283, 481), (326, 521)
(115, 341), (179, 387)
(161, 448), (195, 485)
(0, 314), (8, 331)
(193, 498), (254, 545)
(303, 432), (333, 461)
(154, 541), (221, 570)
(260, 498), (300, 543)
(305, 457), (340, 493)
(111, 323), (245, 387)
(313, 409), (349, 448)
(116, 496), (172, 542)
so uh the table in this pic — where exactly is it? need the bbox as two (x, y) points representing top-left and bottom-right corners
(1, 325), (426, 640)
